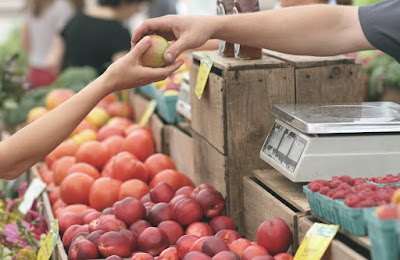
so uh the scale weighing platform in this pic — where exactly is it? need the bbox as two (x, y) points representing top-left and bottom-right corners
(260, 102), (400, 182)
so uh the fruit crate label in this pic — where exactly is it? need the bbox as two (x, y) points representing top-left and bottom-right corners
(18, 178), (46, 214)
(139, 99), (157, 126)
(195, 53), (213, 100)
(294, 223), (339, 260)
(37, 220), (59, 260)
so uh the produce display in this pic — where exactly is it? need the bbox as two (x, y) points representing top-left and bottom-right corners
(28, 89), (294, 260)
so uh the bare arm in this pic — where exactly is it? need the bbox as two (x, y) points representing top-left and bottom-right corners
(132, 5), (373, 63)
(0, 36), (184, 180)
(21, 21), (30, 53)
(46, 35), (66, 75)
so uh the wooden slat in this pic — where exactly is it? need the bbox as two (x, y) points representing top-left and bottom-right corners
(192, 50), (287, 71)
(298, 216), (369, 260)
(224, 67), (295, 230)
(192, 130), (227, 198)
(149, 114), (165, 153)
(190, 64), (226, 154)
(253, 169), (310, 213)
(243, 176), (299, 252)
(164, 125), (195, 183)
(263, 49), (355, 68)
(295, 65), (363, 104)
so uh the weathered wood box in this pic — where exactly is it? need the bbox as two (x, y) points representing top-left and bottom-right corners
(190, 50), (362, 231)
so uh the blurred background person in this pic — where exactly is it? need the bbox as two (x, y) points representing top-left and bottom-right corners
(47, 0), (145, 76)
(148, 0), (177, 18)
(21, 0), (81, 89)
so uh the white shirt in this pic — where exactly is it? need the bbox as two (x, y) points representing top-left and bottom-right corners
(25, 0), (74, 68)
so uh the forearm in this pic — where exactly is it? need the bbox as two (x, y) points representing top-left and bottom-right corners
(0, 75), (111, 179)
(213, 5), (373, 56)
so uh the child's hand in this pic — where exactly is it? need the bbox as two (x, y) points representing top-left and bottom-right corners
(102, 36), (184, 93)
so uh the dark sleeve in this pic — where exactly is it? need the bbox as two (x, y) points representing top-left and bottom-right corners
(111, 27), (132, 54)
(359, 0), (400, 63)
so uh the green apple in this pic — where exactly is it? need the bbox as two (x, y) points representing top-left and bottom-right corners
(140, 35), (170, 68)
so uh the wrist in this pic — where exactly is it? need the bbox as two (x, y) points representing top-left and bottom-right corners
(211, 15), (228, 40)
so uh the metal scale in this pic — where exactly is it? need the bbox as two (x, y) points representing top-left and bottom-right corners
(260, 102), (400, 182)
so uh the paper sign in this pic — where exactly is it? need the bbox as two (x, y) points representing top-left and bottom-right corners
(195, 53), (213, 100)
(18, 178), (46, 214)
(139, 99), (157, 126)
(37, 221), (59, 260)
(294, 223), (339, 260)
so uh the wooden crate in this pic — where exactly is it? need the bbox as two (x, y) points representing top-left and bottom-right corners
(190, 51), (295, 230)
(163, 124), (196, 183)
(243, 169), (310, 251)
(298, 216), (370, 260)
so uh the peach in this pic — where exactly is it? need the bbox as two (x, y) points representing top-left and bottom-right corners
(89, 214), (116, 232)
(106, 102), (134, 118)
(130, 220), (152, 237)
(114, 197), (146, 225)
(274, 253), (294, 260)
(229, 238), (252, 257)
(191, 184), (215, 198)
(159, 247), (179, 260)
(176, 235), (199, 259)
(157, 220), (184, 245)
(253, 256), (276, 260)
(102, 135), (125, 157)
(195, 189), (225, 218)
(70, 232), (89, 245)
(189, 236), (210, 252)
(111, 152), (149, 182)
(62, 224), (90, 248)
(144, 153), (177, 180)
(257, 218), (291, 255)
(215, 230), (241, 245)
(97, 125), (125, 141)
(141, 193), (153, 204)
(209, 216), (236, 233)
(123, 131), (155, 162)
(99, 231), (132, 257)
(176, 186), (195, 197)
(131, 252), (154, 260)
(45, 88), (75, 110)
(144, 202), (155, 217)
(98, 217), (127, 232)
(107, 117), (133, 130)
(68, 239), (99, 260)
(121, 230), (138, 252)
(148, 202), (174, 226)
(150, 182), (175, 203)
(102, 207), (115, 215)
(201, 236), (229, 257)
(169, 194), (190, 209)
(138, 227), (170, 256)
(82, 211), (102, 225)
(140, 35), (170, 68)
(79, 208), (97, 219)
(59, 212), (82, 235)
(173, 199), (203, 227)
(86, 230), (105, 247)
(241, 245), (270, 260)
(76, 141), (110, 170)
(185, 222), (214, 237)
(212, 251), (240, 260)
(183, 251), (212, 260)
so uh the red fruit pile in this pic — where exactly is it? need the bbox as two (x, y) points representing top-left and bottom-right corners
(366, 173), (400, 184)
(307, 175), (399, 208)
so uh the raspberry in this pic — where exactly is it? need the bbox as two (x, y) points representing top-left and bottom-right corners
(330, 180), (343, 189)
(353, 178), (366, 186)
(332, 190), (347, 200)
(327, 190), (336, 198)
(315, 180), (331, 187)
(345, 194), (361, 207)
(308, 182), (322, 192)
(337, 183), (352, 191)
(355, 199), (376, 208)
(318, 186), (330, 195)
(337, 175), (353, 185)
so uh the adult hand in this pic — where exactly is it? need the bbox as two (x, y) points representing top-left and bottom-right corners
(104, 36), (184, 93)
(131, 15), (216, 64)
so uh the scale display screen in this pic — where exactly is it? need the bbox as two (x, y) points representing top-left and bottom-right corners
(262, 122), (307, 173)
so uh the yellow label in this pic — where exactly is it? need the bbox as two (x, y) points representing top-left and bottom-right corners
(139, 99), (157, 126)
(294, 223), (339, 260)
(37, 221), (59, 260)
(195, 53), (213, 100)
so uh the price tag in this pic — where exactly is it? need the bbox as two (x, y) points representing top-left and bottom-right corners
(37, 221), (59, 260)
(139, 99), (157, 126)
(195, 53), (213, 100)
(18, 178), (46, 214)
(294, 223), (339, 260)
